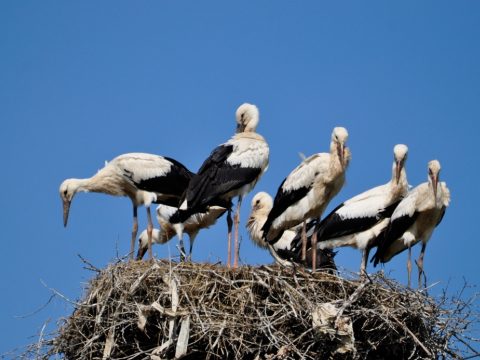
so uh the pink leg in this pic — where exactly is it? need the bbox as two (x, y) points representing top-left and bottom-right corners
(311, 231), (318, 271)
(130, 205), (138, 261)
(146, 206), (154, 260)
(233, 196), (243, 268)
(360, 248), (370, 279)
(407, 246), (412, 288)
(417, 243), (427, 288)
(301, 221), (307, 262)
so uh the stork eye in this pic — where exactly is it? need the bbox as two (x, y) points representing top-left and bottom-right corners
(255, 200), (260, 204)
(63, 189), (68, 196)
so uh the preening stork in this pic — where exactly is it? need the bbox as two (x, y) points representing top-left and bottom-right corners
(171, 103), (269, 268)
(261, 127), (350, 270)
(311, 144), (409, 276)
(371, 160), (450, 288)
(59, 153), (193, 260)
(136, 203), (227, 260)
(247, 192), (337, 270)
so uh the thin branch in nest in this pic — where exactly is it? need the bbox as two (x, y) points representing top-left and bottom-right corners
(14, 294), (56, 319)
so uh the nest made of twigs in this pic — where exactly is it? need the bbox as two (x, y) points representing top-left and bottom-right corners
(21, 259), (479, 360)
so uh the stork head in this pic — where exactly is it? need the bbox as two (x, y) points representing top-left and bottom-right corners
(136, 229), (163, 260)
(250, 192), (273, 213)
(393, 144), (408, 184)
(236, 103), (259, 133)
(428, 160), (441, 199)
(247, 192), (273, 249)
(59, 179), (82, 227)
(331, 127), (349, 167)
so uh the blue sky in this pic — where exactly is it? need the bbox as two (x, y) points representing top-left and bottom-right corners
(1, 1), (479, 355)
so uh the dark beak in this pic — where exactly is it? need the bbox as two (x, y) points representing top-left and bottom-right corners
(395, 160), (402, 185)
(236, 123), (245, 133)
(337, 143), (345, 166)
(432, 175), (438, 199)
(136, 245), (147, 260)
(63, 199), (71, 227)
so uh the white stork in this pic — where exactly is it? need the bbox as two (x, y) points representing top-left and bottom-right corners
(247, 192), (337, 270)
(59, 153), (193, 260)
(311, 144), (409, 277)
(371, 160), (450, 288)
(262, 127), (350, 270)
(136, 203), (227, 260)
(171, 103), (269, 268)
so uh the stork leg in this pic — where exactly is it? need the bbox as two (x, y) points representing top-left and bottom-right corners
(233, 196), (243, 269)
(187, 231), (199, 262)
(417, 243), (427, 289)
(360, 247), (370, 280)
(226, 208), (233, 268)
(146, 206), (154, 260)
(311, 231), (318, 271)
(407, 246), (412, 288)
(130, 205), (138, 260)
(173, 223), (186, 261)
(301, 221), (307, 262)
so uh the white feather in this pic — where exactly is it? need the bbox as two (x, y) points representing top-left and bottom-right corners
(282, 154), (329, 191)
(391, 188), (419, 221)
(225, 133), (269, 169)
(336, 192), (389, 220)
(113, 153), (173, 183)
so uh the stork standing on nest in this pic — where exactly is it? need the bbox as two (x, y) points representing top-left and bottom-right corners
(59, 153), (193, 260)
(171, 103), (269, 268)
(371, 160), (450, 288)
(247, 192), (337, 270)
(311, 144), (409, 277)
(136, 203), (227, 260)
(262, 127), (350, 270)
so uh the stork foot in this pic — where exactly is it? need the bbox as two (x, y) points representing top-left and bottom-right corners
(177, 246), (187, 262)
(415, 259), (428, 289)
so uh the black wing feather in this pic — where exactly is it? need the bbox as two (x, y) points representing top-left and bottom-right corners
(261, 179), (311, 239)
(317, 200), (401, 241)
(371, 211), (419, 266)
(185, 144), (261, 213)
(197, 145), (233, 175)
(289, 218), (320, 254)
(436, 206), (446, 227)
(133, 158), (194, 205)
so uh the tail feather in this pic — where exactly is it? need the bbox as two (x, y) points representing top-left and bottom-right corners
(370, 227), (388, 267)
(170, 208), (192, 224)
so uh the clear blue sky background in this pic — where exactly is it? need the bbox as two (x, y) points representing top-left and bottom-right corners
(1, 1), (478, 355)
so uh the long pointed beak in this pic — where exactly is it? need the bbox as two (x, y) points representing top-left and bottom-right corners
(337, 143), (345, 166)
(395, 161), (402, 185)
(433, 175), (438, 199)
(136, 246), (147, 260)
(236, 123), (245, 133)
(63, 200), (71, 227)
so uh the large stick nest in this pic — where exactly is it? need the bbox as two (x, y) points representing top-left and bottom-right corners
(34, 260), (478, 359)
